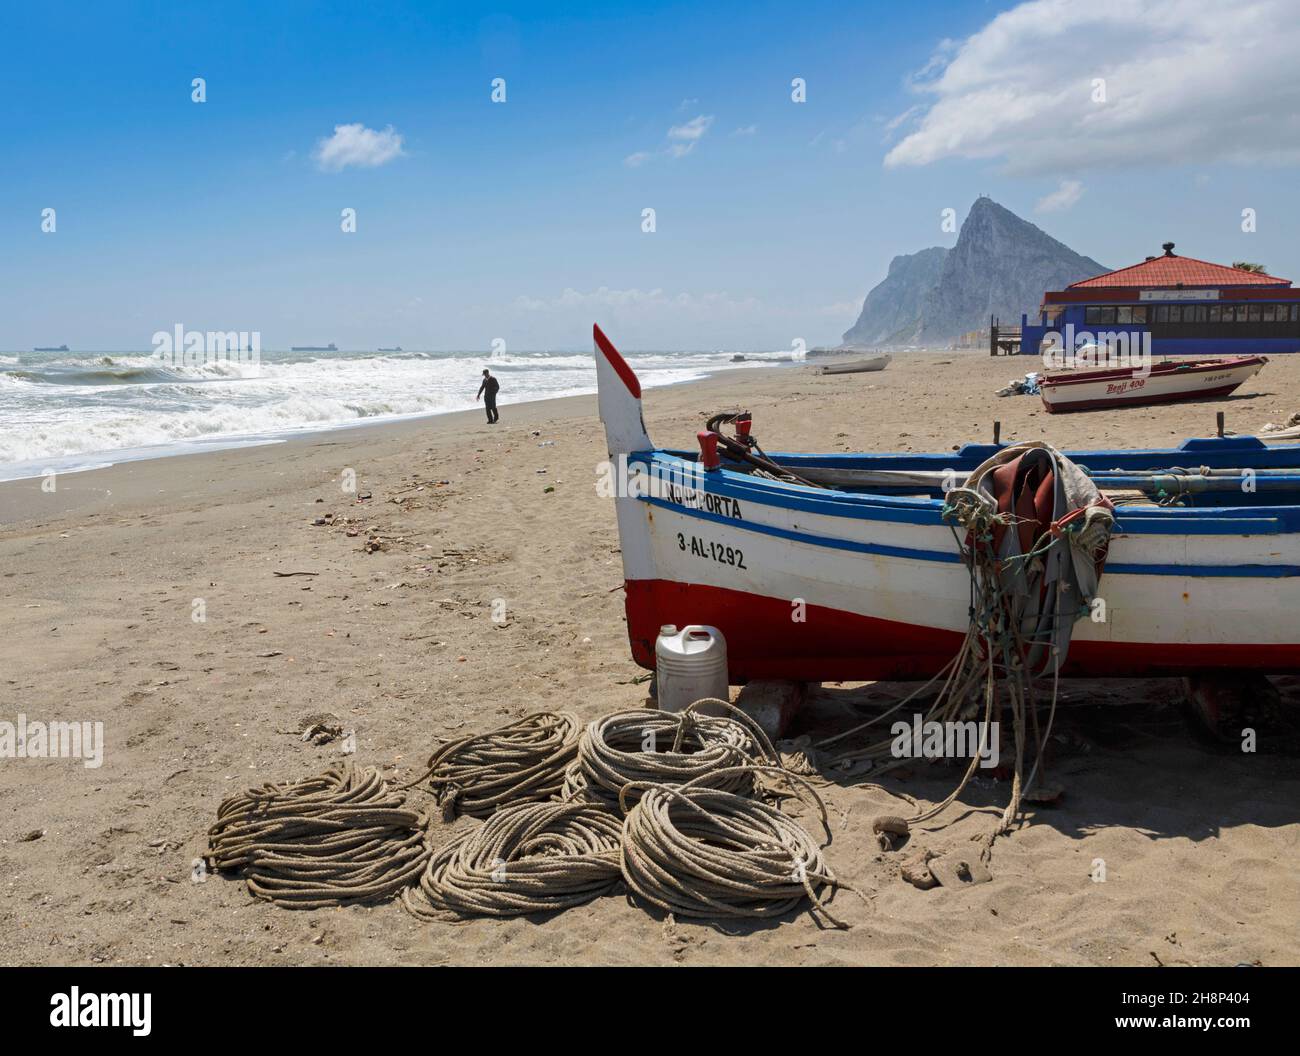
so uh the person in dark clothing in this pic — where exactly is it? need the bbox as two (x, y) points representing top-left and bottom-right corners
(476, 368), (500, 424)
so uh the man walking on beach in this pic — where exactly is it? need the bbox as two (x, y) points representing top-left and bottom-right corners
(477, 368), (500, 424)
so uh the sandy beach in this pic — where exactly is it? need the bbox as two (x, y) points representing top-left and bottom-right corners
(2, 351), (1298, 967)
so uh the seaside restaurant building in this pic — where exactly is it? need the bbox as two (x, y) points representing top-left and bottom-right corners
(1019, 243), (1300, 358)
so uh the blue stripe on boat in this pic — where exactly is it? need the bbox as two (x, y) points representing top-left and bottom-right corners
(634, 453), (1300, 536)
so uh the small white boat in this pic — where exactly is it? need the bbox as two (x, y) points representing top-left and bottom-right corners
(1040, 355), (1266, 413)
(817, 354), (891, 376)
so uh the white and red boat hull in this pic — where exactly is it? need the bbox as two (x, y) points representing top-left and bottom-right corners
(1040, 356), (1266, 413)
(593, 327), (1300, 681)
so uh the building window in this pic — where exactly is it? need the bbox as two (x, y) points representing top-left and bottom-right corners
(1208, 306), (1222, 322)
(1085, 306), (1117, 325)
(1191, 305), (1207, 323)
(1116, 305), (1149, 324)
(1247, 305), (1262, 323)
(1168, 306), (1183, 323)
(1156, 306), (1170, 323)
(1293, 305), (1299, 322)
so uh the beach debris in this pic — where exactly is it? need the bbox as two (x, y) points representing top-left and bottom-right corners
(1260, 412), (1300, 433)
(296, 712), (346, 746)
(872, 814), (911, 852)
(272, 570), (319, 578)
(256, 650), (283, 658)
(20, 829), (46, 842)
(777, 734), (821, 776)
(928, 853), (993, 888)
(900, 848), (938, 890)
(995, 372), (1041, 397)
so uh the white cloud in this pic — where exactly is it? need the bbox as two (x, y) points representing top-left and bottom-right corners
(666, 114), (715, 157)
(1035, 179), (1084, 213)
(313, 123), (406, 172)
(627, 114), (715, 165)
(884, 0), (1300, 174)
(732, 124), (758, 136)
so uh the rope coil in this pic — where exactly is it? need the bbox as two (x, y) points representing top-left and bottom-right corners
(619, 766), (854, 928)
(404, 711), (580, 819)
(206, 763), (431, 910)
(402, 800), (623, 920)
(561, 701), (778, 809)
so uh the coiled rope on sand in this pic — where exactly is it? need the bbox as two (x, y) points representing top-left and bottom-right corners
(206, 763), (431, 910)
(619, 765), (854, 928)
(401, 800), (623, 920)
(403, 711), (580, 819)
(561, 700), (779, 808)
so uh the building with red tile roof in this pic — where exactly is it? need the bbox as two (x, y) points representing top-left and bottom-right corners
(1017, 243), (1300, 357)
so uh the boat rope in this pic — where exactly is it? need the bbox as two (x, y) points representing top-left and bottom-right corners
(807, 444), (1112, 846)
(402, 800), (623, 921)
(561, 699), (781, 809)
(401, 711), (580, 819)
(206, 763), (431, 910)
(618, 765), (857, 928)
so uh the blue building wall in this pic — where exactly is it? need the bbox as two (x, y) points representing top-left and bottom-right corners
(1019, 299), (1300, 357)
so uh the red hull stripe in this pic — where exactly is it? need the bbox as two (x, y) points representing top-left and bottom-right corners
(593, 323), (641, 398)
(624, 578), (1300, 679)
(1042, 381), (1247, 413)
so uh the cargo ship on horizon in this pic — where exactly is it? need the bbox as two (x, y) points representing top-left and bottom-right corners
(290, 343), (337, 352)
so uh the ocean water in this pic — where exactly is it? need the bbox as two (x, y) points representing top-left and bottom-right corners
(0, 347), (797, 480)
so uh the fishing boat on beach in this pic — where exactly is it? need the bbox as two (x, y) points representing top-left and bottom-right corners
(593, 324), (1300, 683)
(818, 353), (891, 376)
(1039, 355), (1267, 413)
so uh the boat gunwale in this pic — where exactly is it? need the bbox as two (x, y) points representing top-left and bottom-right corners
(632, 449), (1300, 534)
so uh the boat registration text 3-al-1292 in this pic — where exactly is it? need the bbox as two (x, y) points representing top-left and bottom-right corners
(676, 532), (747, 569)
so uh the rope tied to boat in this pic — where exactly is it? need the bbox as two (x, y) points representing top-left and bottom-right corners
(206, 763), (432, 910)
(809, 443), (1115, 846)
(402, 800), (623, 921)
(618, 765), (858, 928)
(402, 710), (580, 819)
(561, 699), (782, 809)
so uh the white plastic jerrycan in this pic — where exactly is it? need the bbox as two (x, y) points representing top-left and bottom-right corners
(655, 624), (729, 715)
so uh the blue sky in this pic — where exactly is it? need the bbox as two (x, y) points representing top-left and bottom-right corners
(2, 0), (1298, 350)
